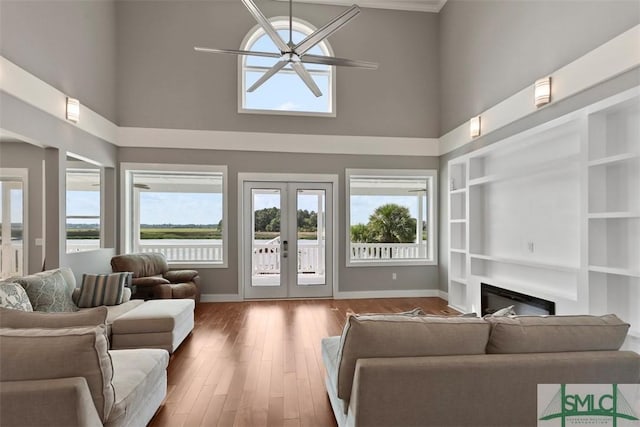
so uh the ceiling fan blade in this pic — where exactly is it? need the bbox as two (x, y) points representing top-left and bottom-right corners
(194, 46), (281, 59)
(241, 0), (290, 53)
(294, 5), (360, 56)
(291, 62), (322, 97)
(301, 54), (378, 70)
(247, 60), (288, 92)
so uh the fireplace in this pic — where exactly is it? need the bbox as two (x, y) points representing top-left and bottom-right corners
(481, 283), (555, 316)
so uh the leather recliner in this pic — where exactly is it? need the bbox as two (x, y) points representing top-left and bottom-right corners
(111, 252), (201, 303)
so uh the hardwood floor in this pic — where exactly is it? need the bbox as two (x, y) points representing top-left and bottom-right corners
(149, 297), (455, 427)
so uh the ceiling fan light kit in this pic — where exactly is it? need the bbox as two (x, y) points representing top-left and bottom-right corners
(195, 0), (378, 97)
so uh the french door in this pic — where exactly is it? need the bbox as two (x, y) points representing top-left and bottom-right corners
(0, 170), (27, 280)
(243, 181), (333, 299)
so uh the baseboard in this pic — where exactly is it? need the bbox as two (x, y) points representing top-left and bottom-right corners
(200, 293), (243, 302)
(334, 289), (442, 300)
(201, 290), (448, 302)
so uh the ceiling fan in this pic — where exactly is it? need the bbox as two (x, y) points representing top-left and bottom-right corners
(194, 0), (378, 97)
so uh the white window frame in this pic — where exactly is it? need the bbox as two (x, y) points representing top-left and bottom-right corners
(238, 17), (337, 117)
(121, 163), (228, 268)
(345, 168), (438, 267)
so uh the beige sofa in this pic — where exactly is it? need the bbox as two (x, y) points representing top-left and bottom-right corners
(321, 313), (640, 427)
(0, 307), (169, 427)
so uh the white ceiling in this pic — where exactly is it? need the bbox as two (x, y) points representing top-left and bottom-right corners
(274, 0), (447, 13)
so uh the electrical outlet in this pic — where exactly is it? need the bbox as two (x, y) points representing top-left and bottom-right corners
(392, 273), (397, 280)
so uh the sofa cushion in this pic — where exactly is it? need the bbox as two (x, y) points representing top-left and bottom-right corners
(107, 349), (169, 426)
(132, 276), (171, 287)
(0, 282), (33, 311)
(336, 314), (490, 402)
(0, 326), (115, 422)
(111, 253), (168, 278)
(163, 270), (199, 283)
(77, 273), (131, 308)
(0, 305), (107, 328)
(13, 268), (78, 312)
(485, 314), (630, 354)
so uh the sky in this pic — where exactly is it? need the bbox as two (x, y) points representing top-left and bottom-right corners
(244, 28), (331, 113)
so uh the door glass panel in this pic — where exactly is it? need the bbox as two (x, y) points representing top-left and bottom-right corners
(252, 189), (281, 287)
(297, 189), (326, 286)
(0, 181), (24, 279)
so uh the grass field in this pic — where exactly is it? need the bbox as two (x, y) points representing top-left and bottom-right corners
(67, 228), (318, 240)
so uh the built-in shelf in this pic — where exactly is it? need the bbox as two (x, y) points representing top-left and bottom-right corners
(469, 253), (579, 273)
(468, 154), (580, 187)
(450, 188), (467, 195)
(450, 219), (466, 223)
(449, 277), (467, 284)
(588, 211), (640, 219)
(588, 152), (639, 167)
(449, 248), (467, 254)
(588, 265), (640, 278)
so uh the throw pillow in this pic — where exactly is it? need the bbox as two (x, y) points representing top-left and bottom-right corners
(487, 305), (516, 317)
(0, 305), (107, 328)
(13, 269), (78, 312)
(0, 282), (33, 311)
(77, 272), (132, 308)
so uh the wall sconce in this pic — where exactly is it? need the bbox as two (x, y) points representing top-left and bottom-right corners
(470, 116), (481, 138)
(66, 97), (80, 123)
(534, 77), (551, 107)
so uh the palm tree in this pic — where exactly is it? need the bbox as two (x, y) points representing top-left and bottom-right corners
(368, 204), (416, 243)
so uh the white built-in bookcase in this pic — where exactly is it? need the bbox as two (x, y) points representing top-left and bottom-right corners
(448, 88), (639, 337)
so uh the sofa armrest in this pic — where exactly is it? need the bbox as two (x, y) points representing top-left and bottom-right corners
(164, 270), (199, 283)
(0, 378), (102, 427)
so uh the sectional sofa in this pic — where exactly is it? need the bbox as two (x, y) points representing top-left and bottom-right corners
(322, 313), (640, 427)
(0, 268), (196, 426)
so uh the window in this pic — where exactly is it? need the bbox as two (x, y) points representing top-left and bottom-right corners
(66, 157), (101, 253)
(239, 18), (335, 116)
(346, 169), (437, 266)
(123, 164), (227, 266)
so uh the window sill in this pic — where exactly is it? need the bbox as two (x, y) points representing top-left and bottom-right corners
(347, 259), (437, 268)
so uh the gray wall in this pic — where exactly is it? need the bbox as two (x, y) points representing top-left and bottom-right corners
(118, 147), (440, 295)
(115, 0), (440, 138)
(0, 0), (118, 122)
(439, 0), (640, 134)
(0, 93), (119, 278)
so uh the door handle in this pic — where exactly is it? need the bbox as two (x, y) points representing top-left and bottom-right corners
(282, 240), (288, 258)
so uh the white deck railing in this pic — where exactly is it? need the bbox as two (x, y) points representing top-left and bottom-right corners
(350, 242), (423, 260)
(137, 243), (224, 263)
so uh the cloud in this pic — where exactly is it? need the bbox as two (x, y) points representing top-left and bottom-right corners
(275, 101), (299, 111)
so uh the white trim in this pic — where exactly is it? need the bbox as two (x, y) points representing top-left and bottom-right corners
(200, 293), (244, 303)
(0, 168), (29, 277)
(0, 56), (118, 144)
(438, 290), (448, 301)
(345, 168), (438, 267)
(334, 289), (441, 300)
(119, 162), (229, 267)
(117, 127), (438, 156)
(439, 24), (640, 156)
(238, 18), (337, 117)
(237, 172), (340, 301)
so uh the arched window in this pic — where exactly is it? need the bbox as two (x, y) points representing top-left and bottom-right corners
(239, 18), (335, 116)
